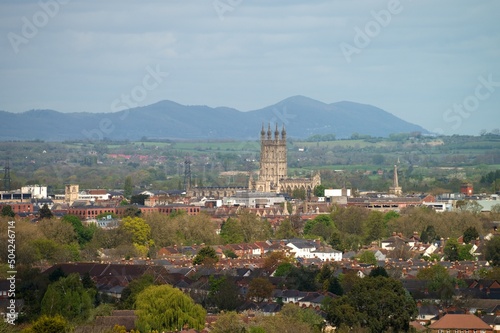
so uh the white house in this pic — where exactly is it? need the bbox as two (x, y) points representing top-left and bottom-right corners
(286, 239), (342, 261)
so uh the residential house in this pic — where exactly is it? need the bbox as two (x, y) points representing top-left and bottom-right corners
(381, 233), (413, 251)
(481, 315), (500, 333)
(297, 292), (335, 309)
(273, 289), (309, 304)
(428, 314), (493, 333)
(286, 239), (342, 261)
(416, 303), (440, 326)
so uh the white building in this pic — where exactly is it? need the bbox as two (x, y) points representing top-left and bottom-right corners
(422, 201), (453, 212)
(286, 239), (342, 261)
(21, 185), (47, 199)
(223, 191), (285, 208)
(324, 188), (352, 198)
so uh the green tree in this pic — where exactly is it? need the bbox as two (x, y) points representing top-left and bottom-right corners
(292, 187), (306, 200)
(327, 275), (344, 296)
(363, 210), (387, 244)
(285, 266), (319, 291)
(357, 251), (377, 265)
(135, 284), (206, 332)
(208, 276), (242, 312)
(219, 218), (244, 244)
(251, 312), (319, 333)
(223, 249), (238, 259)
(369, 266), (389, 278)
(210, 311), (246, 333)
(82, 272), (99, 306)
(247, 277), (274, 302)
(38, 219), (76, 245)
(22, 314), (71, 333)
(280, 303), (325, 332)
(16, 267), (50, 321)
(38, 204), (53, 220)
(61, 215), (96, 245)
(420, 225), (438, 244)
(332, 206), (369, 236)
(1, 205), (15, 217)
(444, 238), (461, 261)
(274, 262), (294, 277)
(238, 211), (272, 243)
(458, 244), (474, 261)
(313, 185), (325, 197)
(124, 176), (133, 199)
(41, 273), (93, 322)
(316, 265), (343, 295)
(485, 236), (500, 266)
(329, 230), (347, 252)
(48, 267), (66, 282)
(123, 206), (142, 217)
(262, 251), (294, 275)
(323, 296), (361, 329)
(193, 246), (219, 266)
(130, 194), (149, 205)
(303, 214), (334, 240)
(323, 276), (416, 333)
(275, 217), (297, 239)
(417, 264), (456, 305)
(119, 274), (155, 310)
(122, 216), (153, 256)
(30, 239), (61, 263)
(463, 226), (479, 244)
(383, 210), (400, 223)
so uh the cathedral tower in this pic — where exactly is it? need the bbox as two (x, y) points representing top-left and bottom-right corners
(256, 123), (287, 192)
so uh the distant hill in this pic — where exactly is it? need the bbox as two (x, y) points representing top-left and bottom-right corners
(0, 96), (428, 141)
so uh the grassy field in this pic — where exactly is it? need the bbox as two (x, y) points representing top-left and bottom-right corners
(292, 139), (398, 149)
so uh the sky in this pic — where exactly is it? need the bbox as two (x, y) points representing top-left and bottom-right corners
(1, 0), (499, 136)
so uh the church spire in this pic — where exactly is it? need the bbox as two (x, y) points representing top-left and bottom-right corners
(389, 162), (402, 196)
(281, 124), (286, 140)
(393, 164), (399, 188)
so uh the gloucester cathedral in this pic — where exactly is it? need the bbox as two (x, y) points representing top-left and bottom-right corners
(187, 124), (321, 198)
(249, 123), (321, 194)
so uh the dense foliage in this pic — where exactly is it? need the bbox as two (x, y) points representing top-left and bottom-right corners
(135, 284), (206, 332)
(323, 275), (417, 333)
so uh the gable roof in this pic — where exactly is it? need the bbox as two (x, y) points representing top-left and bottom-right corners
(286, 238), (317, 249)
(429, 314), (491, 330)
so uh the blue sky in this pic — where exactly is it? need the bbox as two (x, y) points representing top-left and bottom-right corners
(1, 0), (499, 135)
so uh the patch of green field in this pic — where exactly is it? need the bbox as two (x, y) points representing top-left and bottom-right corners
(139, 142), (172, 148)
(170, 141), (260, 153)
(292, 140), (397, 149)
(290, 164), (382, 172)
